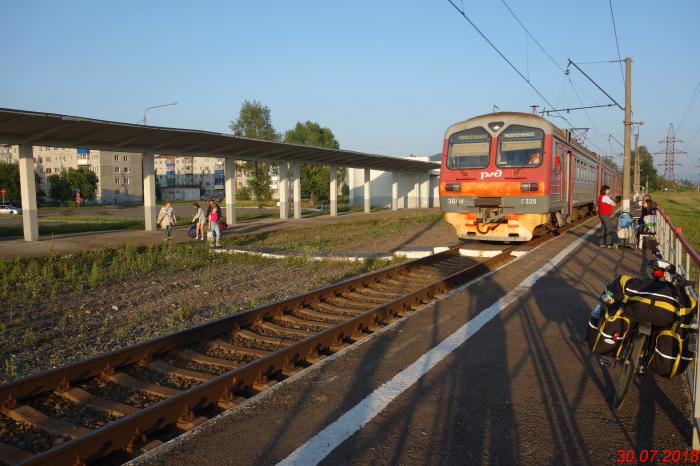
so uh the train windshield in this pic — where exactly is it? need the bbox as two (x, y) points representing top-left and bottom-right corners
(447, 127), (491, 169)
(496, 125), (544, 168)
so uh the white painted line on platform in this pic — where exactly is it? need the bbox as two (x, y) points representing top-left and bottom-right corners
(277, 225), (597, 466)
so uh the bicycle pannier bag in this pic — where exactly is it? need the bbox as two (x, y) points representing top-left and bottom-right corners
(607, 275), (693, 327)
(648, 324), (694, 378)
(587, 304), (631, 357)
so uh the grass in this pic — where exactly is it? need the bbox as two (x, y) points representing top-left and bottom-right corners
(223, 212), (443, 254)
(0, 242), (212, 303)
(652, 191), (700, 253)
(0, 240), (401, 382)
(0, 215), (144, 237)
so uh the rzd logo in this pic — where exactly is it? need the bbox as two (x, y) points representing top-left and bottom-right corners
(480, 169), (503, 180)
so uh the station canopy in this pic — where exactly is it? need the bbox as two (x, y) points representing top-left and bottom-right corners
(0, 108), (439, 172)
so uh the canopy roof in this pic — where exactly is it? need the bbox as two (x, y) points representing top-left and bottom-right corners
(0, 108), (438, 172)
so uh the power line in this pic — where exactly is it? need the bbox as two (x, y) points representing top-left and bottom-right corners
(566, 59), (624, 110)
(499, 0), (565, 73)
(446, 1), (579, 133)
(574, 59), (625, 65)
(607, 0), (625, 88)
(677, 79), (700, 134)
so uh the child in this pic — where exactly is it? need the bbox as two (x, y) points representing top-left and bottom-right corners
(208, 205), (221, 247)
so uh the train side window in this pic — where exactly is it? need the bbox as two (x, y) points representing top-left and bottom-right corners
(447, 127), (491, 169)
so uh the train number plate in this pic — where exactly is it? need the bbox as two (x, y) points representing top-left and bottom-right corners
(521, 198), (537, 205)
(447, 198), (466, 205)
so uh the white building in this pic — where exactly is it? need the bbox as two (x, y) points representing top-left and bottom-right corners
(348, 154), (440, 209)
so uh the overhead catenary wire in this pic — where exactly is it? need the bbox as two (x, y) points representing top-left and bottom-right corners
(607, 0), (625, 88)
(499, 0), (565, 73)
(446, 0), (584, 141)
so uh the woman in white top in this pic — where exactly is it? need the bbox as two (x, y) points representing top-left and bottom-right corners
(192, 202), (206, 240)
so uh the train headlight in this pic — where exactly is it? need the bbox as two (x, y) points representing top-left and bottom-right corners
(520, 182), (539, 192)
(445, 183), (461, 192)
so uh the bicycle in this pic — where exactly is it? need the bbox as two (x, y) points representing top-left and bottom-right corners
(611, 321), (653, 408)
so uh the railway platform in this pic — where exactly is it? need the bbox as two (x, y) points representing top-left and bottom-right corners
(135, 215), (694, 466)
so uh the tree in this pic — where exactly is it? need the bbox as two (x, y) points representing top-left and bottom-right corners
(0, 162), (42, 205)
(65, 167), (99, 201)
(633, 145), (661, 191)
(602, 157), (619, 171)
(283, 121), (346, 205)
(47, 174), (73, 203)
(229, 100), (279, 204)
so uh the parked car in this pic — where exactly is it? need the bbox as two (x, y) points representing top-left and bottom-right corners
(0, 204), (21, 215)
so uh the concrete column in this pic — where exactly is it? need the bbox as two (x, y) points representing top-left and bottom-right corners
(224, 158), (236, 225)
(413, 175), (420, 209)
(142, 152), (157, 231)
(292, 161), (301, 219)
(329, 164), (338, 217)
(18, 145), (38, 241)
(278, 162), (289, 219)
(420, 172), (431, 208)
(391, 172), (399, 211)
(363, 168), (371, 213)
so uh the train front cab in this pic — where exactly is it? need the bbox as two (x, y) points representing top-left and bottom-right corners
(438, 113), (596, 242)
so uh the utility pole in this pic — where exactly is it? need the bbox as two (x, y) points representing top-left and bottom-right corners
(633, 128), (640, 201)
(622, 57), (632, 211)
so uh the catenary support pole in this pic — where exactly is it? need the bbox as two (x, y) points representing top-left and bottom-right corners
(363, 168), (371, 213)
(279, 162), (289, 219)
(329, 164), (338, 217)
(142, 152), (157, 232)
(391, 172), (398, 211)
(18, 144), (38, 241)
(224, 157), (237, 225)
(622, 56), (632, 211)
(292, 161), (301, 219)
(633, 129), (640, 200)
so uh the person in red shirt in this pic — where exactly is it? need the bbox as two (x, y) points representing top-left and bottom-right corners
(597, 185), (617, 249)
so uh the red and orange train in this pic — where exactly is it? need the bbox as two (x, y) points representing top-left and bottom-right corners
(439, 112), (620, 241)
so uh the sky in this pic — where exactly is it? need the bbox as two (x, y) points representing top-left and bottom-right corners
(2, 0), (699, 180)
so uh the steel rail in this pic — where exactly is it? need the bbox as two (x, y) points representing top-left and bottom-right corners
(3, 217), (591, 465)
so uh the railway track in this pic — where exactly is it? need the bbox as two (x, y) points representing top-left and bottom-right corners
(0, 227), (573, 466)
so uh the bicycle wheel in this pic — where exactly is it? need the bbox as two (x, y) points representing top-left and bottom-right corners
(613, 333), (646, 409)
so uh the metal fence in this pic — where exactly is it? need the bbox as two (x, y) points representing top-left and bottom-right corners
(653, 206), (700, 447)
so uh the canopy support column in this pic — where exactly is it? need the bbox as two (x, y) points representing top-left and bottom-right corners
(329, 164), (338, 217)
(224, 158), (236, 225)
(18, 144), (38, 241)
(142, 152), (157, 232)
(292, 162), (301, 219)
(279, 162), (289, 219)
(391, 172), (399, 211)
(363, 168), (371, 213)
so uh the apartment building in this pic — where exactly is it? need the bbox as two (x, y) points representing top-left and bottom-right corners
(155, 155), (278, 200)
(4, 145), (143, 203)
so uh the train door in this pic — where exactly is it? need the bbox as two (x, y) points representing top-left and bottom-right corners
(565, 150), (575, 221)
(550, 141), (564, 209)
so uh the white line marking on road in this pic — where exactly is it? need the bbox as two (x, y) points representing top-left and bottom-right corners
(277, 226), (597, 466)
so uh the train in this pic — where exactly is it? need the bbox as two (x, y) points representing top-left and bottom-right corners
(439, 112), (621, 242)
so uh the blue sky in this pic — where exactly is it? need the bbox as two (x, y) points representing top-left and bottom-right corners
(2, 1), (699, 180)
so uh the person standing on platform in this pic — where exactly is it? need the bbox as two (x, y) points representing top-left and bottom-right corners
(158, 201), (177, 241)
(597, 185), (617, 249)
(192, 202), (206, 240)
(208, 205), (222, 247)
